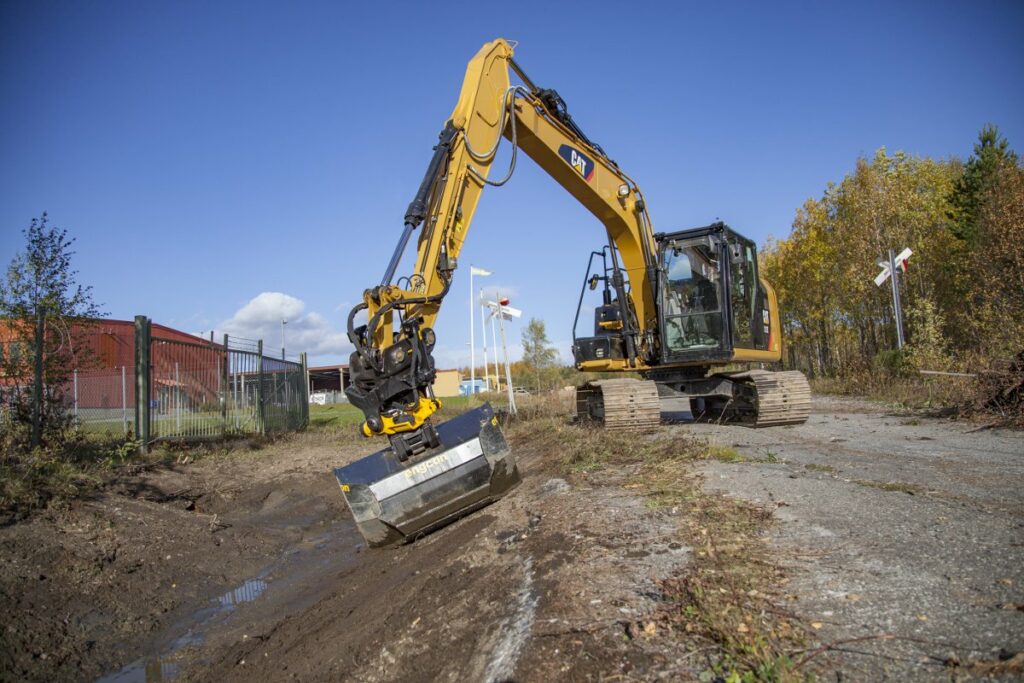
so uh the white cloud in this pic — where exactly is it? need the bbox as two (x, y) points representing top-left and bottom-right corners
(217, 292), (352, 360)
(429, 343), (470, 371)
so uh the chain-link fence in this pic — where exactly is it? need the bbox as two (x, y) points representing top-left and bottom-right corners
(70, 366), (135, 438)
(309, 390), (348, 405)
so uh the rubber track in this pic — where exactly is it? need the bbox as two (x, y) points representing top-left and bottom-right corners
(745, 370), (812, 427)
(576, 378), (660, 431)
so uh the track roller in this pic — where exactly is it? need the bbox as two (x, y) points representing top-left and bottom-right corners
(575, 378), (661, 431)
(728, 370), (811, 426)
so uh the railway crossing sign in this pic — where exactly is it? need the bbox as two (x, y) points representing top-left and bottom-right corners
(485, 300), (522, 320)
(875, 247), (912, 348)
(874, 247), (912, 286)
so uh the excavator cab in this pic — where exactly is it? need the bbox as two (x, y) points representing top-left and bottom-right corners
(572, 222), (773, 368)
(656, 223), (773, 363)
(661, 232), (726, 356)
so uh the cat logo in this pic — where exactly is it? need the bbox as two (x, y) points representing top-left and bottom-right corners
(558, 144), (595, 182)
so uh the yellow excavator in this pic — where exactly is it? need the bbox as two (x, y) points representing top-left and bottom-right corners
(335, 39), (810, 546)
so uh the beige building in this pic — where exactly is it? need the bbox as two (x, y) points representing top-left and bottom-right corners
(433, 369), (462, 397)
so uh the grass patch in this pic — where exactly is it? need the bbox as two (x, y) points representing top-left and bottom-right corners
(307, 395), (493, 431)
(628, 444), (808, 681)
(0, 451), (102, 520)
(810, 373), (970, 413)
(706, 445), (781, 465)
(308, 402), (366, 430)
(508, 409), (810, 681)
(708, 444), (746, 463)
(0, 423), (288, 521)
(853, 479), (921, 495)
(804, 463), (836, 474)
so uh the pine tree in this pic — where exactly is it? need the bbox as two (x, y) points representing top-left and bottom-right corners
(948, 124), (1020, 245)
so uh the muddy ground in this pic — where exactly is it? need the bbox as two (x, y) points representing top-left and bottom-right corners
(0, 396), (1021, 682)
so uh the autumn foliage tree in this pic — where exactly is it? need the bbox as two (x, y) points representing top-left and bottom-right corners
(1, 214), (104, 451)
(761, 126), (1023, 381)
(520, 318), (559, 392)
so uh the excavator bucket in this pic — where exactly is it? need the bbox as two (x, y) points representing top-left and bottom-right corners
(334, 403), (520, 547)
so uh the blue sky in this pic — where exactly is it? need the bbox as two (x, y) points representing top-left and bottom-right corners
(2, 0), (1021, 368)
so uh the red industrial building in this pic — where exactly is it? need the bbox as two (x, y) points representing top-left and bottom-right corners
(1, 318), (217, 410)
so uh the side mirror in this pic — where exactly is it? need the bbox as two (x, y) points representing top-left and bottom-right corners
(588, 275), (600, 291)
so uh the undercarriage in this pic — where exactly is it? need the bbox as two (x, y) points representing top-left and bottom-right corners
(576, 369), (811, 429)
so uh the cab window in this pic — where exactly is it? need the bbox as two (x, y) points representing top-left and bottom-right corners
(662, 237), (724, 354)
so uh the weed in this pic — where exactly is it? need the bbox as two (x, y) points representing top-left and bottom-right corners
(804, 463), (836, 474)
(0, 449), (102, 521)
(810, 373), (971, 414)
(853, 479), (921, 495)
(101, 439), (143, 467)
(635, 454), (809, 681)
(512, 408), (812, 681)
(703, 445), (781, 466)
(706, 445), (747, 463)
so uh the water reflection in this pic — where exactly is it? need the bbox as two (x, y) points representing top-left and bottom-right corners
(96, 577), (267, 682)
(218, 578), (267, 607)
(95, 658), (178, 683)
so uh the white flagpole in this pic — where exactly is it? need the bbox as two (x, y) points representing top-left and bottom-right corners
(468, 266), (492, 395)
(498, 299), (516, 414)
(469, 268), (475, 394)
(479, 288), (489, 391)
(490, 313), (499, 391)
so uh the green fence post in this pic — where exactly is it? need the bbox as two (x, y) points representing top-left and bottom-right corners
(300, 351), (309, 429)
(134, 315), (151, 453)
(255, 339), (265, 436)
(221, 333), (229, 436)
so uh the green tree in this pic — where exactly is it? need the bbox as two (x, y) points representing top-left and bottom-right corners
(969, 157), (1024, 356)
(520, 317), (558, 392)
(1, 214), (104, 450)
(762, 147), (959, 375)
(948, 124), (1019, 245)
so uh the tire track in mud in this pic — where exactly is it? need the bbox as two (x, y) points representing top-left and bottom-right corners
(480, 555), (538, 683)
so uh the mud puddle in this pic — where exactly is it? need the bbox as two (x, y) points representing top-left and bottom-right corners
(96, 519), (363, 682)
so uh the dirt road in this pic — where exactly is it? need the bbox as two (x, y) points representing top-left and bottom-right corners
(1, 396), (1020, 682)
(692, 396), (1024, 680)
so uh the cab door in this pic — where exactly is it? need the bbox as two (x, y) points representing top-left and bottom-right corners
(660, 233), (729, 361)
(726, 231), (769, 352)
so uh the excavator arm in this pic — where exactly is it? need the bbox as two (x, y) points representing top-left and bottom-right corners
(345, 38), (659, 448)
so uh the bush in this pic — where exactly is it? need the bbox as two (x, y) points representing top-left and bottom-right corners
(872, 349), (915, 379)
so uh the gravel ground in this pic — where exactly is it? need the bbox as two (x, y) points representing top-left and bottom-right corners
(690, 395), (1024, 681)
